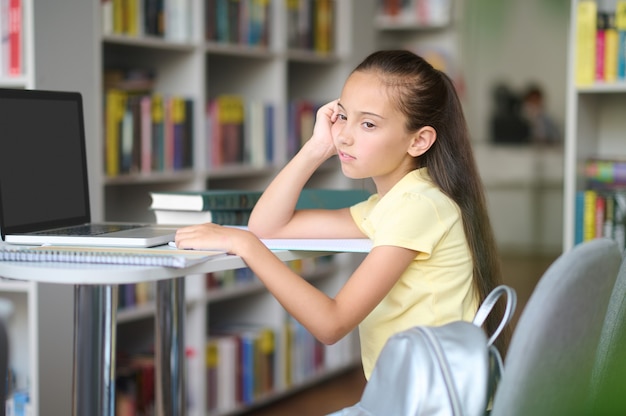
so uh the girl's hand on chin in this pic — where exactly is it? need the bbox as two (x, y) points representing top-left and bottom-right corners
(305, 99), (339, 160)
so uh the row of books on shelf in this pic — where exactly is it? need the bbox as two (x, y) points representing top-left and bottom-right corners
(116, 257), (326, 311)
(205, 0), (270, 48)
(102, 86), (329, 176)
(585, 157), (626, 187)
(206, 95), (275, 168)
(0, 0), (23, 78)
(287, 99), (320, 159)
(207, 97), (322, 168)
(206, 257), (328, 291)
(206, 325), (277, 410)
(113, 319), (331, 415)
(286, 0), (335, 53)
(575, 0), (626, 85)
(115, 352), (156, 416)
(118, 281), (155, 310)
(104, 89), (194, 177)
(101, 0), (336, 54)
(375, 0), (452, 27)
(576, 158), (626, 247)
(102, 0), (192, 42)
(575, 188), (626, 248)
(205, 318), (327, 413)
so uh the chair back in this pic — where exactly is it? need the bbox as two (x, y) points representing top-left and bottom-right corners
(491, 238), (622, 416)
(587, 248), (626, 414)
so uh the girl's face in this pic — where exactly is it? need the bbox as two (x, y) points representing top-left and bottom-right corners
(332, 71), (418, 194)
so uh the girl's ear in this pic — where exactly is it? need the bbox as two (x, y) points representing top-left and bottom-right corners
(408, 126), (436, 157)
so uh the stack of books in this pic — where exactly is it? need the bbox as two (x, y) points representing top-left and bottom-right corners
(148, 188), (372, 226)
(149, 189), (264, 225)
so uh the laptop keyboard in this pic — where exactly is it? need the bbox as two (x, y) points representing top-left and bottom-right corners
(33, 224), (143, 236)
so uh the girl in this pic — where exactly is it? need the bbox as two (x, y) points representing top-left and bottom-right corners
(175, 50), (508, 379)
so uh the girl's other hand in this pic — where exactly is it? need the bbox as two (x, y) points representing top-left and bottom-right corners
(174, 223), (253, 255)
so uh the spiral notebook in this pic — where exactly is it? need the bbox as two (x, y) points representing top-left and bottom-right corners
(0, 245), (226, 268)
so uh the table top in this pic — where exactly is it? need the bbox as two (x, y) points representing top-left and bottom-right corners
(0, 248), (330, 285)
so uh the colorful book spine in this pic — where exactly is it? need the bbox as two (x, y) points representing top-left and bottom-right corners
(287, 99), (320, 158)
(140, 95), (153, 173)
(116, 353), (156, 415)
(605, 10), (619, 82)
(7, 0), (20, 76)
(206, 0), (270, 47)
(617, 1), (626, 78)
(208, 326), (275, 408)
(575, 190), (585, 245)
(574, 188), (626, 250)
(206, 96), (273, 168)
(105, 89), (126, 176)
(576, 0), (598, 86)
(585, 158), (626, 186)
(104, 90), (193, 177)
(284, 0), (335, 52)
(105, 0), (190, 40)
(584, 189), (597, 241)
(596, 10), (607, 82)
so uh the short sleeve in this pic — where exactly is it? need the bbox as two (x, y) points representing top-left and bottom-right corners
(369, 192), (452, 258)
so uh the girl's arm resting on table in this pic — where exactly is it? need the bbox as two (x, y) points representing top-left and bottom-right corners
(175, 224), (415, 344)
(252, 207), (368, 240)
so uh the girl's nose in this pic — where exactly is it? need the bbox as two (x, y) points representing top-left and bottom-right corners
(335, 124), (352, 146)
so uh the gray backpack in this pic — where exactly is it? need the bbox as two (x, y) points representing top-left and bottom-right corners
(332, 285), (517, 416)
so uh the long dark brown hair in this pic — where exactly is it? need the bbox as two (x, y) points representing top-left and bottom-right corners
(354, 50), (510, 354)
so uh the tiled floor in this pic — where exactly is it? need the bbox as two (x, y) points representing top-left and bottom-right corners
(243, 252), (559, 416)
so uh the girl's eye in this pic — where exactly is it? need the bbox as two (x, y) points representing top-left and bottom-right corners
(363, 122), (375, 129)
(337, 114), (347, 121)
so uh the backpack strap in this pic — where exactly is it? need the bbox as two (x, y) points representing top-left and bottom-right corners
(472, 285), (517, 346)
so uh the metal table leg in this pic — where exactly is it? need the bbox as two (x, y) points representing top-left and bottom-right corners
(155, 276), (186, 416)
(72, 285), (118, 416)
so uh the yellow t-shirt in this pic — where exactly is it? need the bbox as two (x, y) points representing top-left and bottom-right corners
(350, 168), (478, 379)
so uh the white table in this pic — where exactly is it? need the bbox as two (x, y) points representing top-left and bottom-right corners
(0, 248), (328, 416)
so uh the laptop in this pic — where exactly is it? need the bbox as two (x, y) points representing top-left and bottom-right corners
(0, 88), (177, 247)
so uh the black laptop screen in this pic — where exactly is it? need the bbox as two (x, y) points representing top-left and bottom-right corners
(0, 89), (91, 236)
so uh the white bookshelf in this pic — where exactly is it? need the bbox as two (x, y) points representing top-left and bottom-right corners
(563, 0), (626, 251)
(97, 1), (371, 415)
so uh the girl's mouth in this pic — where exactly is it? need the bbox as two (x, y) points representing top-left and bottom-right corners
(338, 151), (355, 161)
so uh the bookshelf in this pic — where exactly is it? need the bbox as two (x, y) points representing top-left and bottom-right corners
(98, 1), (371, 415)
(563, 0), (626, 251)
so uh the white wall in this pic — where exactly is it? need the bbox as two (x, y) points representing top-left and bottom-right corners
(460, 0), (570, 255)
(460, 0), (570, 143)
